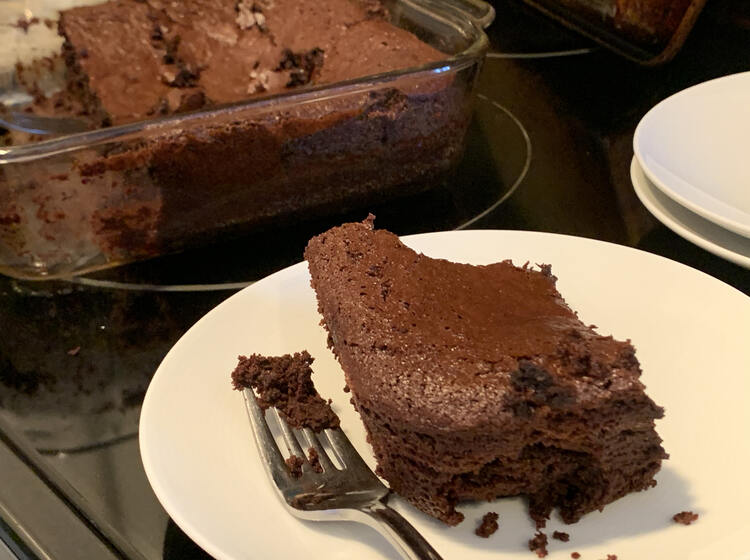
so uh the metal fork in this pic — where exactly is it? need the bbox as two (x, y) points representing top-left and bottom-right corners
(241, 388), (443, 560)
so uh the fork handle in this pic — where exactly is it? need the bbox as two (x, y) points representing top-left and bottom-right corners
(359, 499), (444, 560)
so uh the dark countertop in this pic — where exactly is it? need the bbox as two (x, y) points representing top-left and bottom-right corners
(1, 1), (748, 558)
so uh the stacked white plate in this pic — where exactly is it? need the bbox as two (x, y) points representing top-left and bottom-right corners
(633, 71), (750, 269)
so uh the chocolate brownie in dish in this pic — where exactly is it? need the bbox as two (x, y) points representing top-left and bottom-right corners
(304, 218), (667, 526)
(56, 0), (445, 126)
(2, 0), (474, 277)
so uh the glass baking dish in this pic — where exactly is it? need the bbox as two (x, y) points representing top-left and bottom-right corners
(0, 0), (493, 280)
(517, 0), (707, 64)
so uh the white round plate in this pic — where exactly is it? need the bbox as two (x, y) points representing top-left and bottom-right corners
(633, 71), (750, 238)
(140, 230), (750, 560)
(631, 157), (750, 269)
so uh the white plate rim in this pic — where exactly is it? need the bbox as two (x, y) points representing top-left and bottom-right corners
(630, 156), (750, 269)
(633, 71), (750, 239)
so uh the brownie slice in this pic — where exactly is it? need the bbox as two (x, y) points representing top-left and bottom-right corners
(304, 218), (667, 526)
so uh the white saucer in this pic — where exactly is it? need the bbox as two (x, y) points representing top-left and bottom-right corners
(633, 72), (750, 239)
(630, 157), (750, 269)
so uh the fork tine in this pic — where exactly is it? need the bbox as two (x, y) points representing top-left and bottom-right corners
(273, 408), (307, 460)
(242, 391), (442, 559)
(325, 427), (374, 473)
(301, 428), (336, 472)
(242, 389), (292, 485)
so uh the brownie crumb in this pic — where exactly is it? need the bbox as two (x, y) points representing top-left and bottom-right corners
(673, 511), (699, 525)
(231, 351), (340, 431)
(552, 530), (570, 542)
(529, 531), (548, 558)
(606, 555), (617, 560)
(475, 512), (499, 538)
(571, 553), (580, 559)
(308, 447), (323, 473)
(285, 454), (304, 478)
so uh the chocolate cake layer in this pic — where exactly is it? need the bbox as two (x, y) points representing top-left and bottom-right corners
(304, 219), (667, 525)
